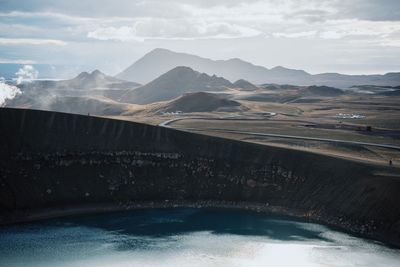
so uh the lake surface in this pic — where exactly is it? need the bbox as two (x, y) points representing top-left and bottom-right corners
(0, 208), (399, 267)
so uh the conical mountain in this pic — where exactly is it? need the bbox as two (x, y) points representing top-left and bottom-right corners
(233, 79), (259, 91)
(120, 66), (233, 104)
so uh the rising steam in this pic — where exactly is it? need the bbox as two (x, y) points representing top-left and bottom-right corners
(0, 78), (21, 106)
(15, 65), (39, 84)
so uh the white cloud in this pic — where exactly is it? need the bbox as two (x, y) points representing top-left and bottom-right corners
(0, 59), (36, 64)
(0, 0), (399, 74)
(88, 26), (144, 42)
(273, 31), (317, 38)
(88, 19), (262, 41)
(319, 31), (344, 39)
(0, 38), (67, 46)
(0, 81), (21, 106)
(15, 65), (39, 84)
(379, 39), (400, 47)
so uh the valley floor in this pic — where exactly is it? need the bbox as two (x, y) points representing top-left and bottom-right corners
(106, 93), (400, 167)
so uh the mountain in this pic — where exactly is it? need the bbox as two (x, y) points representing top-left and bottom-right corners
(301, 86), (344, 97)
(155, 92), (242, 113)
(60, 70), (123, 89)
(18, 70), (141, 91)
(116, 48), (271, 84)
(6, 70), (142, 115)
(116, 48), (400, 88)
(120, 66), (234, 104)
(233, 79), (258, 91)
(60, 70), (140, 89)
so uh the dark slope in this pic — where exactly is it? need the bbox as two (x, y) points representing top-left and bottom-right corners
(378, 89), (400, 96)
(120, 66), (233, 104)
(158, 92), (241, 113)
(0, 108), (400, 248)
(301, 86), (344, 97)
(116, 48), (400, 88)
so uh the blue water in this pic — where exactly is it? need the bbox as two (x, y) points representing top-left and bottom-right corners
(0, 208), (399, 267)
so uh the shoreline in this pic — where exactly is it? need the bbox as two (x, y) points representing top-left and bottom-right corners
(1, 200), (399, 249)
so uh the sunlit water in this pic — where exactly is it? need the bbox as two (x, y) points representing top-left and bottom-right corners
(0, 208), (399, 267)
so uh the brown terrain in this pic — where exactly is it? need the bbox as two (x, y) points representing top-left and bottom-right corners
(6, 68), (399, 167)
(110, 89), (400, 167)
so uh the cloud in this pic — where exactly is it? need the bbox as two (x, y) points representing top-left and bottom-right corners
(15, 65), (39, 84)
(317, 19), (400, 41)
(0, 0), (399, 74)
(88, 26), (144, 42)
(0, 38), (67, 45)
(0, 59), (36, 64)
(0, 0), (399, 22)
(0, 80), (21, 106)
(88, 19), (262, 41)
(335, 0), (400, 21)
(273, 31), (317, 38)
(0, 1), (398, 44)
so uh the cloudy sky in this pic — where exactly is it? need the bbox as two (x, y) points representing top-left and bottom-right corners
(0, 0), (399, 75)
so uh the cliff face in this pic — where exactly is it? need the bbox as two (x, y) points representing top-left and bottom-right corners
(0, 108), (399, 246)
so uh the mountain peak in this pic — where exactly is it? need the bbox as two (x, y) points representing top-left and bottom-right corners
(147, 48), (173, 55)
(227, 58), (245, 63)
(76, 71), (89, 79)
(167, 66), (196, 73)
(271, 66), (288, 71)
(66, 69), (132, 89)
(91, 69), (103, 76)
(121, 66), (234, 104)
(116, 48), (400, 87)
(233, 79), (258, 91)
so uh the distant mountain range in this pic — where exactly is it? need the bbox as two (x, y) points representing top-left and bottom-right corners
(7, 70), (141, 115)
(6, 53), (399, 115)
(18, 70), (140, 90)
(8, 66), (350, 108)
(117, 48), (400, 88)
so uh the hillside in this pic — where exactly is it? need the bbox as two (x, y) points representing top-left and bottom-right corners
(116, 48), (400, 88)
(1, 107), (400, 248)
(233, 79), (259, 90)
(120, 66), (234, 104)
(155, 92), (242, 113)
(7, 93), (142, 116)
(301, 86), (344, 97)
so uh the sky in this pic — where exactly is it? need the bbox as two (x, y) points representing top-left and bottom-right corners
(0, 0), (399, 76)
